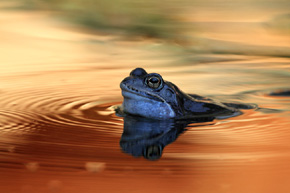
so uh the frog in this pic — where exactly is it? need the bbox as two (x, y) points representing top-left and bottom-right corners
(118, 68), (255, 120)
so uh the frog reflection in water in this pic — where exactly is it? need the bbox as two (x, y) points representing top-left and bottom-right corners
(120, 115), (214, 160)
(119, 68), (255, 120)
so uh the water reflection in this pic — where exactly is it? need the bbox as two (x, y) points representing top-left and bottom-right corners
(1, 1), (290, 193)
(120, 115), (214, 160)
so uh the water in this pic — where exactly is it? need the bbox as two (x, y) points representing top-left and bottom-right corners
(1, 2), (290, 193)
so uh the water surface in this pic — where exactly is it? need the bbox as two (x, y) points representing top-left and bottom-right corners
(0, 2), (290, 193)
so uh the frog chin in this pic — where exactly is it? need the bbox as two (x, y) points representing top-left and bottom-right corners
(121, 91), (176, 119)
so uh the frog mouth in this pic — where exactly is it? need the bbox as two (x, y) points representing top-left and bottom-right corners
(120, 83), (164, 102)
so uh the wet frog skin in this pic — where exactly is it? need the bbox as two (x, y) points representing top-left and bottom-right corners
(119, 68), (254, 120)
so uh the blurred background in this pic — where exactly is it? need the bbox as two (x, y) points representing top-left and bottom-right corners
(0, 0), (290, 193)
(1, 0), (290, 69)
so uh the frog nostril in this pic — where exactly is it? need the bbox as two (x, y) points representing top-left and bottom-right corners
(122, 77), (131, 83)
(130, 68), (147, 77)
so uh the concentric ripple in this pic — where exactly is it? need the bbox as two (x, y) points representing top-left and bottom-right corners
(0, 83), (290, 183)
(0, 89), (123, 135)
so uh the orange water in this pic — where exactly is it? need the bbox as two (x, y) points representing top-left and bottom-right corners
(0, 2), (290, 193)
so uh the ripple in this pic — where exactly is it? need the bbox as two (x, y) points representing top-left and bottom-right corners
(0, 89), (123, 140)
(184, 110), (290, 147)
(0, 88), (124, 177)
(269, 89), (290, 96)
(0, 85), (290, 180)
(0, 109), (113, 175)
(0, 110), (40, 134)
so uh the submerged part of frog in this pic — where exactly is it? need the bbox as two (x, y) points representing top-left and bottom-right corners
(119, 68), (256, 120)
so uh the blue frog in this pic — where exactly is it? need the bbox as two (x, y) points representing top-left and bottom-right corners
(118, 68), (255, 120)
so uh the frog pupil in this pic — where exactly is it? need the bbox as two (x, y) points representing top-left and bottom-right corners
(147, 76), (161, 89)
(150, 77), (159, 83)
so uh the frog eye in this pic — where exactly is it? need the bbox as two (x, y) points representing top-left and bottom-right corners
(146, 75), (162, 89)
